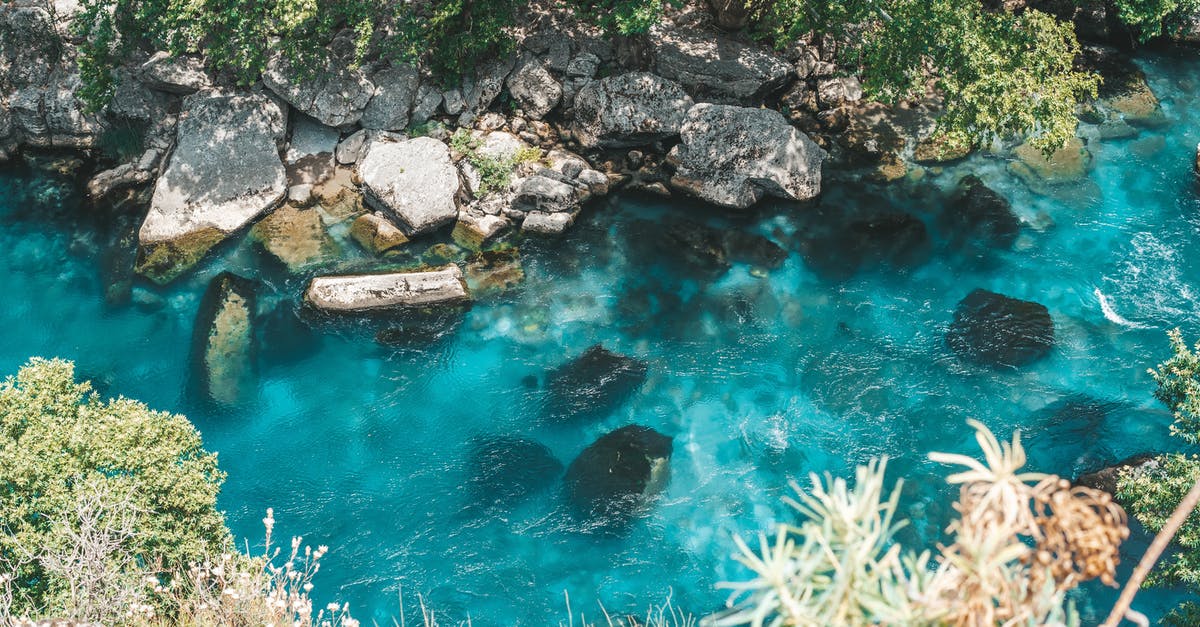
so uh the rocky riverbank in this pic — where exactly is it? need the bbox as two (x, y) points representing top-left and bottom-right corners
(0, 0), (1189, 305)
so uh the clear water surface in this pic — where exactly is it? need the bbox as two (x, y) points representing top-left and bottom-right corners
(3, 50), (1200, 625)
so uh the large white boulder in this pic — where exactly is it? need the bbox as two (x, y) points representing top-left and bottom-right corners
(357, 134), (461, 235)
(137, 92), (287, 283)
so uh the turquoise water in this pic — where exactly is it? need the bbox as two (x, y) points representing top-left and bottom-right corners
(5, 50), (1200, 624)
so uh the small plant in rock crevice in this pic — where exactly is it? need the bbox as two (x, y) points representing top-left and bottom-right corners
(450, 128), (543, 196)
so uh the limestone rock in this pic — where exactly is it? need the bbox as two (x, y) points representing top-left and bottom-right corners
(522, 211), (574, 235)
(668, 103), (826, 209)
(304, 265), (470, 312)
(137, 93), (287, 284)
(250, 204), (339, 272)
(464, 248), (525, 296)
(349, 212), (409, 254)
(817, 76), (863, 109)
(357, 134), (461, 235)
(191, 272), (256, 406)
(650, 26), (792, 104)
(564, 425), (672, 530)
(362, 64), (419, 131)
(1010, 138), (1092, 186)
(335, 129), (369, 165)
(507, 53), (561, 120)
(572, 72), (694, 148)
(139, 52), (209, 94)
(263, 54), (374, 127)
(410, 84), (443, 125)
(947, 289), (1055, 368)
(452, 209), (511, 250)
(513, 175), (579, 213)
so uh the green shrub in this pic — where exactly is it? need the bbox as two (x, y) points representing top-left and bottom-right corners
(450, 128), (542, 196)
(0, 358), (229, 620)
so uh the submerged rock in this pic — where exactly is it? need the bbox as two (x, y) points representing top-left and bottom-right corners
(464, 248), (524, 297)
(571, 72), (694, 148)
(564, 425), (673, 529)
(250, 204), (340, 272)
(1076, 453), (1157, 498)
(803, 211), (930, 280)
(942, 175), (1020, 250)
(947, 289), (1055, 368)
(349, 212), (409, 255)
(649, 25), (792, 104)
(1010, 138), (1093, 186)
(466, 436), (563, 508)
(545, 345), (648, 423)
(137, 93), (287, 284)
(723, 230), (788, 269)
(1080, 46), (1165, 127)
(358, 135), (461, 235)
(304, 265), (470, 312)
(191, 272), (257, 406)
(668, 104), (825, 209)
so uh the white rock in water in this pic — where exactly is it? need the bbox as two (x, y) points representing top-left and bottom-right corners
(137, 92), (287, 283)
(304, 265), (470, 312)
(357, 134), (461, 235)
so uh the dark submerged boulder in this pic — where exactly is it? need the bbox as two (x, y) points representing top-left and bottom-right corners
(466, 435), (563, 508)
(947, 289), (1055, 368)
(191, 272), (257, 405)
(545, 345), (648, 423)
(564, 425), (673, 529)
(723, 230), (788, 269)
(802, 211), (930, 280)
(1075, 453), (1157, 499)
(942, 176), (1020, 251)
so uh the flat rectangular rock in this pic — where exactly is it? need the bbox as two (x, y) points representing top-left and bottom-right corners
(304, 265), (470, 312)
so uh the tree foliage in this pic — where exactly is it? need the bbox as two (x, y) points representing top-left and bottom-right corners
(1118, 330), (1200, 609)
(0, 358), (229, 618)
(1110, 0), (1200, 42)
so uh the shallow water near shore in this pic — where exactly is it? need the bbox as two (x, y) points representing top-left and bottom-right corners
(5, 50), (1200, 624)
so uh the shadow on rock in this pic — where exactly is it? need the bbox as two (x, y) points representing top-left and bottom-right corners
(465, 435), (563, 510)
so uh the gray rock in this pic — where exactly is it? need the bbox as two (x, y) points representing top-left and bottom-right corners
(411, 84), (443, 125)
(817, 76), (863, 109)
(87, 163), (153, 199)
(0, 7), (59, 90)
(139, 51), (209, 94)
(285, 114), (339, 164)
(522, 211), (574, 235)
(288, 184), (313, 205)
(566, 53), (602, 78)
(442, 88), (466, 115)
(577, 169), (610, 195)
(452, 208), (511, 250)
(460, 56), (515, 116)
(263, 54), (374, 127)
(304, 265), (470, 312)
(137, 93), (287, 284)
(572, 72), (694, 148)
(507, 54), (561, 120)
(668, 103), (826, 209)
(476, 130), (526, 161)
(362, 64), (419, 131)
(514, 175), (580, 213)
(108, 69), (171, 122)
(335, 128), (370, 165)
(43, 67), (104, 147)
(357, 134), (461, 234)
(650, 26), (793, 104)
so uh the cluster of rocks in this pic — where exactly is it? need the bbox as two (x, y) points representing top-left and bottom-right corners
(462, 344), (671, 531)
